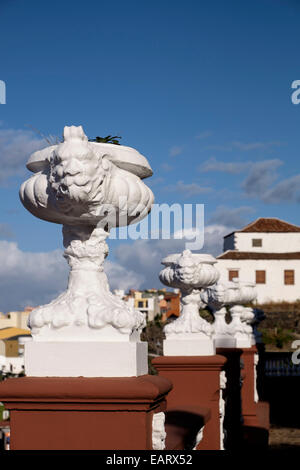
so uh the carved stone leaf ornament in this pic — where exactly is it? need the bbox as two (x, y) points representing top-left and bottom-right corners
(152, 412), (166, 450)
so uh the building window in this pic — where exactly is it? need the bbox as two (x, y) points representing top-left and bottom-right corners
(138, 301), (144, 308)
(228, 270), (239, 281)
(256, 270), (266, 284)
(252, 239), (262, 247)
(284, 270), (295, 285)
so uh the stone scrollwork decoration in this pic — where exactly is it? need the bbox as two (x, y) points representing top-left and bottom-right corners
(192, 426), (204, 450)
(20, 125), (154, 341)
(159, 250), (220, 336)
(219, 370), (227, 450)
(254, 353), (259, 403)
(201, 279), (259, 349)
(152, 412), (166, 450)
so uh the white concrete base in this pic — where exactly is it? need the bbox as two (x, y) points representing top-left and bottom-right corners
(235, 337), (252, 348)
(163, 337), (215, 356)
(214, 336), (236, 348)
(25, 341), (148, 377)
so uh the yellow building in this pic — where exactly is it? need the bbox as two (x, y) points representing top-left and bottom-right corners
(0, 328), (31, 376)
(0, 309), (32, 331)
(127, 290), (162, 321)
(0, 328), (31, 356)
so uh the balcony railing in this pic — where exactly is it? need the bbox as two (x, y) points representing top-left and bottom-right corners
(264, 352), (300, 377)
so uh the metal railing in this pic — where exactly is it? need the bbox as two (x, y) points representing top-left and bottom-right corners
(264, 352), (300, 377)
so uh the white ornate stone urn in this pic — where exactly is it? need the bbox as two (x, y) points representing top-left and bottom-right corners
(201, 281), (240, 348)
(19, 125), (154, 377)
(159, 249), (220, 355)
(229, 280), (257, 348)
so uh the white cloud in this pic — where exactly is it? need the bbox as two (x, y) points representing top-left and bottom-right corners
(113, 224), (231, 289)
(165, 180), (212, 197)
(202, 224), (232, 255)
(104, 260), (145, 290)
(0, 241), (67, 312)
(262, 174), (300, 203)
(0, 127), (44, 183)
(0, 239), (146, 312)
(204, 141), (283, 152)
(231, 141), (282, 151)
(173, 227), (202, 240)
(161, 163), (173, 172)
(169, 145), (183, 157)
(147, 176), (165, 188)
(199, 157), (251, 174)
(0, 220), (233, 311)
(195, 131), (212, 140)
(241, 159), (283, 198)
(199, 157), (300, 204)
(0, 223), (14, 239)
(208, 205), (255, 227)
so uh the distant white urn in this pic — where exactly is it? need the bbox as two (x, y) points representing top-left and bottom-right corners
(201, 281), (240, 348)
(20, 125), (154, 343)
(232, 280), (257, 305)
(159, 250), (220, 356)
(229, 280), (257, 348)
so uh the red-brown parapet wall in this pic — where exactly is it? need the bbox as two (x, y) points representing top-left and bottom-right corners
(0, 375), (172, 450)
(152, 355), (227, 450)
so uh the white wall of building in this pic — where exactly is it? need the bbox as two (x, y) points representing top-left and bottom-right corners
(0, 311), (30, 330)
(136, 297), (160, 322)
(225, 232), (300, 253)
(217, 258), (300, 303)
(0, 356), (24, 375)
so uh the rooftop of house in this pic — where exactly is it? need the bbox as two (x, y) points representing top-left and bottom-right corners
(0, 327), (31, 340)
(217, 250), (300, 260)
(224, 218), (300, 238)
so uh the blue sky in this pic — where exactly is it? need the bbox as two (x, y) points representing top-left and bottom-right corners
(1, 0), (300, 310)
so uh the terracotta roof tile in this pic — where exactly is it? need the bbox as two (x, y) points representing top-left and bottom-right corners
(217, 251), (300, 260)
(238, 218), (300, 233)
(0, 327), (31, 340)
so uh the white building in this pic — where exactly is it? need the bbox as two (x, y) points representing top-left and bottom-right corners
(113, 289), (162, 322)
(216, 218), (300, 304)
(0, 309), (31, 331)
(0, 328), (32, 376)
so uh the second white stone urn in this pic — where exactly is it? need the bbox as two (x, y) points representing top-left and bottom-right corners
(229, 280), (257, 348)
(159, 249), (220, 356)
(19, 125), (154, 377)
(201, 281), (240, 348)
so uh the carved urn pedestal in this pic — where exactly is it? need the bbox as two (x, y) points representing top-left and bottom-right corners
(159, 250), (220, 356)
(153, 250), (227, 450)
(0, 125), (172, 450)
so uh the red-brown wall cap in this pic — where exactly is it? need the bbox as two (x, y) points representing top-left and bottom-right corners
(0, 375), (172, 403)
(216, 348), (243, 357)
(240, 346), (258, 356)
(152, 355), (227, 371)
